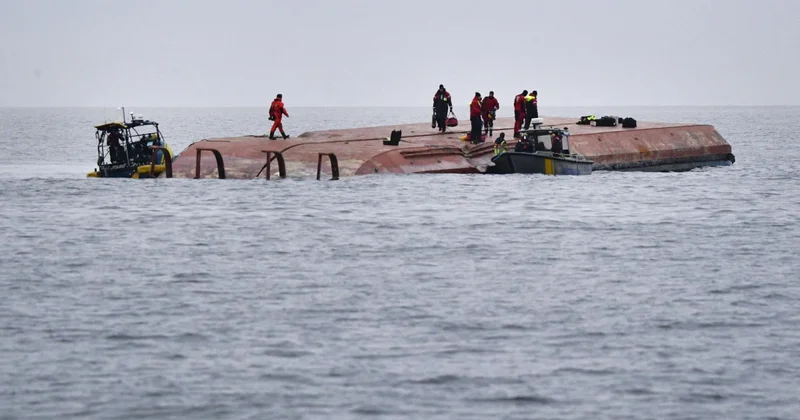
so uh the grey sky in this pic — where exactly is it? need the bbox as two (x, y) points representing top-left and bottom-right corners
(1, 0), (798, 107)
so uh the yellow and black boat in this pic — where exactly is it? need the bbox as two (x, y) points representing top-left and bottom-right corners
(87, 113), (173, 178)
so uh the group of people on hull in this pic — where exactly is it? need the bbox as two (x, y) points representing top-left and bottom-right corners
(432, 85), (539, 144)
(266, 86), (539, 142)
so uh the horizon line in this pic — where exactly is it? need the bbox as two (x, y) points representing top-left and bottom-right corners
(2, 104), (799, 109)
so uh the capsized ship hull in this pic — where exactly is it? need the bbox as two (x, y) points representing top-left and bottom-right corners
(166, 117), (734, 179)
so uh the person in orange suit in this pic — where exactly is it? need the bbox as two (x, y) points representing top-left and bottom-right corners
(469, 92), (483, 144)
(268, 94), (289, 140)
(513, 89), (528, 138)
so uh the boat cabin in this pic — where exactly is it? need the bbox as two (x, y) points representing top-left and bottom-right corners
(94, 116), (166, 174)
(520, 124), (572, 156)
(489, 119), (592, 176)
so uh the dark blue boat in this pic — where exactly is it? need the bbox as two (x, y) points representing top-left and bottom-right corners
(489, 151), (593, 175)
(487, 126), (593, 175)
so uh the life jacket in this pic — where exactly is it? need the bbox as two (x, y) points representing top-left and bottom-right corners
(494, 139), (507, 155)
(470, 97), (482, 117)
(269, 99), (287, 120)
(433, 91), (451, 108)
(514, 94), (525, 112)
(269, 100), (280, 118)
(525, 95), (537, 106)
(482, 96), (499, 113)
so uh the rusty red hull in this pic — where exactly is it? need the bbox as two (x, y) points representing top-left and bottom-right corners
(168, 117), (734, 179)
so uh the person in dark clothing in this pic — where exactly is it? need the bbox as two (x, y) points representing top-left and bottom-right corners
(469, 92), (483, 144)
(481, 91), (499, 136)
(551, 132), (563, 154)
(514, 135), (534, 153)
(432, 84), (453, 133)
(524, 90), (538, 130)
(107, 129), (124, 163)
(494, 133), (507, 155)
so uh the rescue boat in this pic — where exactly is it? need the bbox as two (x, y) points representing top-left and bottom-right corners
(487, 124), (593, 175)
(86, 110), (173, 179)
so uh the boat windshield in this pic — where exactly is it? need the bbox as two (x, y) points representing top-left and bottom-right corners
(523, 128), (569, 155)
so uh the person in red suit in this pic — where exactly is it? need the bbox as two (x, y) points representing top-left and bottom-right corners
(513, 89), (528, 138)
(469, 92), (483, 144)
(268, 94), (289, 140)
(481, 91), (499, 136)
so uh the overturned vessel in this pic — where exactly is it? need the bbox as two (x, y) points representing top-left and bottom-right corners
(161, 115), (734, 179)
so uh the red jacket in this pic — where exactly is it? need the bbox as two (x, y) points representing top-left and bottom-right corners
(433, 91), (452, 109)
(513, 94), (526, 113)
(482, 96), (499, 113)
(269, 99), (289, 120)
(470, 97), (482, 117)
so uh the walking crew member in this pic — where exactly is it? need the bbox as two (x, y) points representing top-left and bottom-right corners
(433, 84), (453, 133)
(481, 91), (499, 136)
(513, 89), (528, 137)
(268, 94), (289, 140)
(470, 92), (483, 143)
(524, 90), (538, 130)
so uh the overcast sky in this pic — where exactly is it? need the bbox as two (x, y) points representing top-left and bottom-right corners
(1, 0), (798, 107)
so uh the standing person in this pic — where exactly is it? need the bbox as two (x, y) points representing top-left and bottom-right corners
(524, 90), (539, 130)
(432, 84), (453, 133)
(513, 89), (528, 138)
(481, 91), (500, 136)
(107, 129), (123, 163)
(268, 94), (290, 140)
(469, 92), (483, 144)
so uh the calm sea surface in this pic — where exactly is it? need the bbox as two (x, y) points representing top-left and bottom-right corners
(1, 106), (799, 419)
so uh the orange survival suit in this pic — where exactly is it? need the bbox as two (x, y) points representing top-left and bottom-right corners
(269, 96), (289, 139)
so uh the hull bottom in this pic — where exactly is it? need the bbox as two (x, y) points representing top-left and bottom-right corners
(593, 153), (736, 172)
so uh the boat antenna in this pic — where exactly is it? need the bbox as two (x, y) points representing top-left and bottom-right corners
(117, 106), (126, 123)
